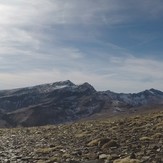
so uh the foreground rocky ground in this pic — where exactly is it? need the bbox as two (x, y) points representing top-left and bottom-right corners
(0, 110), (162, 163)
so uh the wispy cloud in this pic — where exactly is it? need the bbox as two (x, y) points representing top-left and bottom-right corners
(0, 0), (162, 92)
(0, 55), (162, 92)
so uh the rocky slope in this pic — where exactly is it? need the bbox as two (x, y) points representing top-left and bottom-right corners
(0, 80), (162, 127)
(0, 110), (162, 163)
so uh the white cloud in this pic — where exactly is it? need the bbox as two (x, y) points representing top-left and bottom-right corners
(0, 0), (162, 92)
(0, 56), (162, 92)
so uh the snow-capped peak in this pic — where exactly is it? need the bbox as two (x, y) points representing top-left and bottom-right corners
(51, 80), (75, 87)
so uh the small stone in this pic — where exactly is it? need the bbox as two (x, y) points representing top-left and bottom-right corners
(113, 157), (140, 163)
(60, 149), (66, 153)
(87, 139), (100, 147)
(98, 138), (110, 147)
(82, 160), (104, 163)
(72, 150), (82, 156)
(152, 145), (159, 150)
(108, 140), (119, 147)
(110, 154), (119, 160)
(99, 154), (108, 159)
(69, 160), (81, 163)
(130, 152), (136, 159)
(101, 140), (119, 150)
(4, 159), (10, 163)
(141, 156), (150, 162)
(21, 157), (31, 161)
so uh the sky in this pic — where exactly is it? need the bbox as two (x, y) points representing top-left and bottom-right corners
(0, 0), (163, 93)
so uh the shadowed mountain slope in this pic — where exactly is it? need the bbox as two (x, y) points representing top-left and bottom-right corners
(0, 80), (162, 127)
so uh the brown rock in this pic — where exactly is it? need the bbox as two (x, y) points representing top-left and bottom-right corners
(113, 157), (140, 163)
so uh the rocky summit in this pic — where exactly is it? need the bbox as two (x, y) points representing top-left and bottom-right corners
(0, 80), (162, 127)
(0, 110), (162, 163)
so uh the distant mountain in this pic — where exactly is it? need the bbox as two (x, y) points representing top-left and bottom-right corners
(0, 80), (162, 127)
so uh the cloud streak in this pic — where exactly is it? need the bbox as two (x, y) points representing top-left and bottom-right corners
(0, 0), (162, 92)
(0, 55), (162, 93)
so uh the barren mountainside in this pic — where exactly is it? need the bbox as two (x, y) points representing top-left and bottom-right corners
(0, 80), (162, 127)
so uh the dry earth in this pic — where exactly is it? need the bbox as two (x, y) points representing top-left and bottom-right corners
(0, 110), (162, 163)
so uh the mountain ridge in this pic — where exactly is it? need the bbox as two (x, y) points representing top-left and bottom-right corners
(1, 80), (162, 95)
(0, 80), (162, 127)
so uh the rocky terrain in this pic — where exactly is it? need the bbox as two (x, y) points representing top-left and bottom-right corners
(0, 80), (163, 127)
(0, 110), (162, 163)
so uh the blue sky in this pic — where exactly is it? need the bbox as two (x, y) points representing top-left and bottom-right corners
(0, 0), (163, 92)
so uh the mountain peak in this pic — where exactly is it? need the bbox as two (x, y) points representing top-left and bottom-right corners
(78, 82), (96, 93)
(52, 80), (75, 87)
(148, 88), (163, 95)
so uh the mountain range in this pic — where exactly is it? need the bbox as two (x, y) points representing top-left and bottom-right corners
(0, 80), (162, 127)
